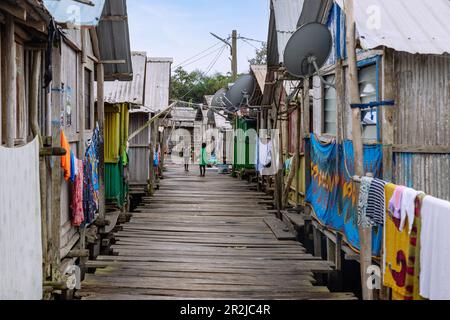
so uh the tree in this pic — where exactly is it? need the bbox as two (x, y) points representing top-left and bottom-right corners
(248, 42), (267, 65)
(170, 67), (235, 103)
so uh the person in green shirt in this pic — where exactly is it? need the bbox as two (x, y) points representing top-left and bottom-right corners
(199, 142), (207, 177)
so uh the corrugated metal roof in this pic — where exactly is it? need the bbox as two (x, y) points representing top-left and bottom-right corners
(144, 58), (173, 112)
(267, 0), (305, 67)
(98, 0), (133, 81)
(170, 107), (197, 122)
(298, 0), (333, 26)
(337, 0), (450, 55)
(250, 65), (268, 94)
(103, 51), (147, 105)
(43, 0), (105, 26)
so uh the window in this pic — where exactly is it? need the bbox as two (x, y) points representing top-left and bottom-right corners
(358, 64), (378, 140)
(84, 69), (92, 130)
(324, 75), (337, 135)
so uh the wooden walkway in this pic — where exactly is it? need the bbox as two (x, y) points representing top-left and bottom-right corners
(79, 163), (355, 300)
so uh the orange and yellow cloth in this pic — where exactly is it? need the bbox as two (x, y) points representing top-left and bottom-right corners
(60, 130), (71, 181)
(383, 183), (423, 300)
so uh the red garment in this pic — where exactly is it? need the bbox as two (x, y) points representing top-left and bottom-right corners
(70, 159), (84, 227)
(60, 130), (71, 181)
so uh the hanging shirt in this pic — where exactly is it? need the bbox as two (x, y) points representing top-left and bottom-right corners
(69, 150), (76, 182)
(366, 178), (386, 225)
(383, 183), (412, 299)
(389, 185), (406, 222)
(399, 188), (423, 234)
(60, 130), (71, 181)
(70, 159), (84, 227)
(420, 196), (450, 300)
(357, 177), (373, 227)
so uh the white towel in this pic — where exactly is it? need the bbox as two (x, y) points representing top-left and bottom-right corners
(420, 196), (450, 300)
(400, 187), (423, 233)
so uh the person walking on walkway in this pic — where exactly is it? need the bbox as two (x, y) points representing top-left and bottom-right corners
(182, 139), (191, 172)
(199, 142), (207, 177)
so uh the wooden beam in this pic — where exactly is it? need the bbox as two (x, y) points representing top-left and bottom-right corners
(30, 51), (42, 136)
(346, 0), (373, 301)
(392, 145), (450, 154)
(89, 28), (100, 60)
(100, 60), (126, 64)
(100, 15), (128, 22)
(0, 2), (26, 21)
(5, 14), (16, 147)
(382, 48), (395, 181)
(50, 44), (62, 282)
(17, 18), (46, 33)
(97, 63), (106, 221)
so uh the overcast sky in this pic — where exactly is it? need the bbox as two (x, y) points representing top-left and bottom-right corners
(127, 0), (270, 75)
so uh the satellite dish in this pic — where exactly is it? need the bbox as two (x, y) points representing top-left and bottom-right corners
(211, 88), (228, 108)
(284, 22), (333, 80)
(224, 74), (256, 112)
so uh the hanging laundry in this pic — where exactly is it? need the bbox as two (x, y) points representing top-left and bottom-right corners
(357, 176), (373, 227)
(383, 183), (412, 299)
(404, 194), (425, 300)
(83, 125), (101, 224)
(366, 178), (386, 225)
(0, 137), (42, 300)
(400, 188), (424, 234)
(60, 130), (71, 181)
(69, 150), (76, 183)
(70, 159), (84, 227)
(389, 185), (406, 222)
(419, 196), (450, 300)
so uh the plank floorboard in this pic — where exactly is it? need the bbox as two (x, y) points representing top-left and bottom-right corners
(80, 162), (355, 300)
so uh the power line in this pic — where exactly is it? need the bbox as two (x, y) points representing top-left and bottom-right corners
(240, 38), (260, 50)
(175, 44), (227, 69)
(178, 44), (227, 101)
(238, 36), (265, 44)
(173, 41), (222, 69)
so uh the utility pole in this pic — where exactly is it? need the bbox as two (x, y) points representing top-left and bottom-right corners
(231, 30), (238, 81)
(210, 30), (238, 81)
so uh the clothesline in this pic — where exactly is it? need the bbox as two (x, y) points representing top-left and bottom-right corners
(356, 175), (450, 300)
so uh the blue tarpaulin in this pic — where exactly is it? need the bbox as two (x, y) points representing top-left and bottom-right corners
(306, 134), (383, 256)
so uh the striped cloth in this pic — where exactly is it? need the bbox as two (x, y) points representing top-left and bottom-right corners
(366, 178), (386, 225)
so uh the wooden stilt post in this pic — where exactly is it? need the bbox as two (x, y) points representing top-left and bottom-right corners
(295, 97), (301, 206)
(96, 63), (106, 221)
(303, 78), (311, 197)
(346, 0), (373, 300)
(5, 14), (16, 147)
(50, 45), (62, 282)
(380, 48), (396, 300)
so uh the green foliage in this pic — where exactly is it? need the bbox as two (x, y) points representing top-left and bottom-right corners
(248, 42), (267, 66)
(170, 67), (235, 103)
(171, 44), (267, 103)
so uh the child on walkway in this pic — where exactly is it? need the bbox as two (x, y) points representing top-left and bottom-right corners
(199, 142), (207, 177)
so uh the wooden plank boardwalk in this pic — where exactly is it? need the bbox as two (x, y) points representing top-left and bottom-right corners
(79, 163), (355, 300)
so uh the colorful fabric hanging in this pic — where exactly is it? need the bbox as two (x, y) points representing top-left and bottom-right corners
(366, 178), (386, 225)
(383, 183), (422, 300)
(60, 130), (71, 181)
(70, 159), (84, 227)
(69, 150), (76, 182)
(83, 125), (101, 224)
